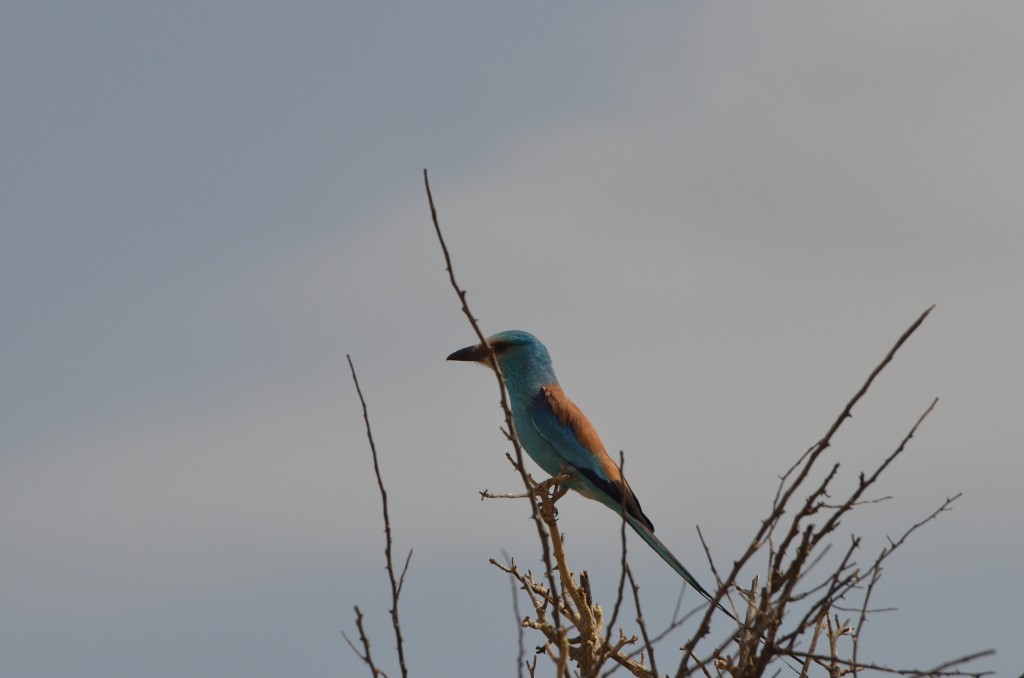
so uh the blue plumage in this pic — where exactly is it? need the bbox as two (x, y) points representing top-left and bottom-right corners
(448, 330), (729, 615)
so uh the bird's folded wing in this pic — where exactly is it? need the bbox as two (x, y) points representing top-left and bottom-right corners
(528, 384), (654, 531)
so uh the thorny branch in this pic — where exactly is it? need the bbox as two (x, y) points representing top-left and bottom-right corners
(606, 452), (632, 642)
(424, 169), (567, 657)
(852, 493), (964, 676)
(345, 355), (411, 678)
(490, 484), (656, 678)
(502, 549), (529, 678)
(674, 307), (968, 678)
(341, 605), (388, 678)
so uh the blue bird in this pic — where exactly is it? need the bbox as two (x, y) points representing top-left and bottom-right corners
(448, 330), (731, 617)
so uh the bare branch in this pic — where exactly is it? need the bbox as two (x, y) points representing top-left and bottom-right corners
(696, 525), (736, 619)
(347, 355), (409, 678)
(424, 168), (564, 636)
(606, 451), (631, 640)
(481, 489), (534, 500)
(341, 606), (389, 678)
(779, 648), (994, 678)
(776, 305), (935, 499)
(677, 307), (938, 678)
(501, 550), (528, 678)
(853, 494), (964, 675)
(626, 563), (658, 677)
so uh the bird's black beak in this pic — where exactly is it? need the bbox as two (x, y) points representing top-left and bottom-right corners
(447, 342), (488, 363)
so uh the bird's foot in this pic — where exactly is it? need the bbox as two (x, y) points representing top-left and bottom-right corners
(534, 473), (572, 502)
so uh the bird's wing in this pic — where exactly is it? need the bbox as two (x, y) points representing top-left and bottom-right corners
(528, 383), (655, 531)
(527, 385), (735, 621)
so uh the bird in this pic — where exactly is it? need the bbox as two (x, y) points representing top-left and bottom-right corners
(448, 330), (732, 618)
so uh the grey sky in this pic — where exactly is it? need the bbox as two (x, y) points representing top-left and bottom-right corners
(2, 3), (1021, 677)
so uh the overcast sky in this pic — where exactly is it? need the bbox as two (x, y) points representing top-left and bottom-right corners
(2, 3), (1022, 677)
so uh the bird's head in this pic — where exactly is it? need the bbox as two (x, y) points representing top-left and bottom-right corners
(447, 330), (557, 391)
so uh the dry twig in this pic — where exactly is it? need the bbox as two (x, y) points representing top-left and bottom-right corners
(346, 355), (412, 678)
(424, 169), (566, 653)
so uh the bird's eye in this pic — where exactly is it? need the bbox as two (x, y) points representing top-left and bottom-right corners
(491, 341), (510, 353)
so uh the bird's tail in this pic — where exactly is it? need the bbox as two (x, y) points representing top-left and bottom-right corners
(624, 514), (736, 622)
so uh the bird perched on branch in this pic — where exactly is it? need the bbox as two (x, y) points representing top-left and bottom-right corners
(448, 330), (731, 617)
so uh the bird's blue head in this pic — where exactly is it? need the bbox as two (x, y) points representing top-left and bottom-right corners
(447, 330), (558, 397)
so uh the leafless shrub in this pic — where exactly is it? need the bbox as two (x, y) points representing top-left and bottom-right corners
(340, 172), (994, 678)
